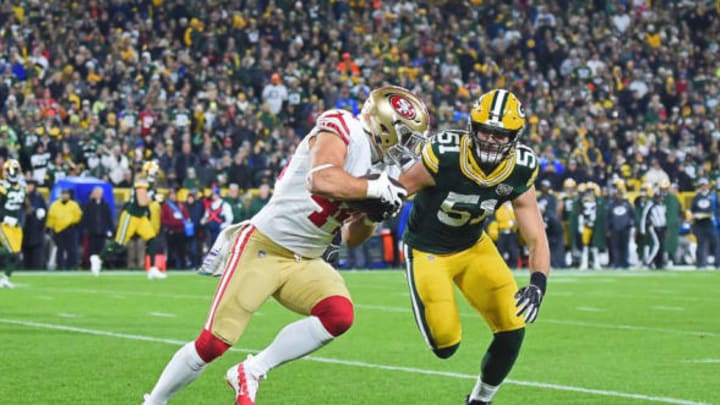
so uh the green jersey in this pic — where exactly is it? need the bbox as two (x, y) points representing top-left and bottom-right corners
(126, 176), (154, 217)
(0, 180), (26, 225)
(403, 130), (539, 254)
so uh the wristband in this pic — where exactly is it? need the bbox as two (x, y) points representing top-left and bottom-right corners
(530, 271), (547, 295)
(365, 178), (383, 199)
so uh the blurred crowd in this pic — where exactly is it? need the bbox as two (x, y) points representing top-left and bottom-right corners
(0, 0), (718, 269)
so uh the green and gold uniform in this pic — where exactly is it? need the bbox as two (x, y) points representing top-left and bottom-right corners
(0, 180), (26, 274)
(102, 176), (159, 266)
(403, 130), (538, 354)
(114, 176), (157, 244)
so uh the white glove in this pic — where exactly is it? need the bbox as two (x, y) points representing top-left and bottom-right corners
(36, 208), (46, 220)
(365, 172), (407, 209)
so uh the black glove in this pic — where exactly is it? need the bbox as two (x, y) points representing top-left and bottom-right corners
(515, 272), (547, 323)
(322, 233), (342, 267)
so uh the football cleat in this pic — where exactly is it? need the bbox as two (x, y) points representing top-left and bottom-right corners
(147, 267), (168, 280)
(465, 396), (490, 405)
(142, 393), (165, 405)
(90, 254), (102, 276)
(0, 275), (14, 288)
(225, 357), (262, 405)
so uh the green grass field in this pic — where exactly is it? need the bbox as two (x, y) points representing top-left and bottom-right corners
(1, 269), (719, 404)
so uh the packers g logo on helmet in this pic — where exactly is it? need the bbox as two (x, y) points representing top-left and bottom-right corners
(468, 89), (526, 168)
(361, 85), (429, 169)
(3, 159), (21, 183)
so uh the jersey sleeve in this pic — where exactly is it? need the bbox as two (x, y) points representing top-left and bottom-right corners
(420, 139), (440, 177)
(509, 144), (540, 199)
(420, 130), (463, 182)
(313, 109), (353, 145)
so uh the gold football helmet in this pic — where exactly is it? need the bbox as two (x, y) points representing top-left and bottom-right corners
(468, 89), (526, 168)
(360, 85), (429, 168)
(141, 160), (160, 183)
(577, 182), (588, 194)
(3, 159), (21, 183)
(656, 179), (671, 198)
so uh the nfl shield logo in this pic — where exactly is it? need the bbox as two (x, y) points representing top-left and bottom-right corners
(496, 184), (513, 196)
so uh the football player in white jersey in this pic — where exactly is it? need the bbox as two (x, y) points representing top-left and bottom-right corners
(143, 85), (429, 405)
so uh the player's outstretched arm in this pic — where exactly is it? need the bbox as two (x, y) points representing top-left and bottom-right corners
(398, 159), (436, 196)
(306, 132), (405, 208)
(512, 185), (550, 323)
(306, 131), (378, 200)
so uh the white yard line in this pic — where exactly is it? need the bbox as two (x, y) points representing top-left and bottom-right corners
(576, 306), (606, 312)
(355, 305), (718, 337)
(57, 312), (81, 318)
(0, 318), (713, 405)
(652, 306), (685, 311)
(542, 319), (717, 337)
(148, 312), (177, 318)
(17, 287), (717, 338)
(13, 269), (718, 277)
(30, 286), (210, 301)
(683, 359), (720, 364)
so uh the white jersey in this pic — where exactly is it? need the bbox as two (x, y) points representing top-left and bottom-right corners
(251, 109), (376, 258)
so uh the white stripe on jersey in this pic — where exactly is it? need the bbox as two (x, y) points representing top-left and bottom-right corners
(648, 203), (667, 227)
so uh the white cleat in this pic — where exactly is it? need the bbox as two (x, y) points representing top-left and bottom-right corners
(142, 393), (165, 405)
(0, 275), (14, 288)
(225, 357), (262, 405)
(90, 254), (102, 276)
(147, 267), (168, 280)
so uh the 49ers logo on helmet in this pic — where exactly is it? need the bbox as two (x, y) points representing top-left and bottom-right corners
(389, 94), (416, 119)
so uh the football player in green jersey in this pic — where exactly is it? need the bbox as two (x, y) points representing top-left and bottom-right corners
(99, 160), (165, 279)
(399, 89), (550, 404)
(0, 159), (27, 288)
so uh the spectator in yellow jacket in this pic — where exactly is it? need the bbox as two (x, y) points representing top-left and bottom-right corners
(46, 189), (83, 270)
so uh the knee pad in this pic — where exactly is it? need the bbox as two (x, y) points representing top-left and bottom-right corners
(433, 343), (459, 359)
(194, 329), (231, 363)
(311, 296), (354, 337)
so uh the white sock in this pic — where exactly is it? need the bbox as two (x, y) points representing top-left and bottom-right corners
(245, 316), (334, 377)
(469, 379), (499, 402)
(145, 342), (207, 404)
